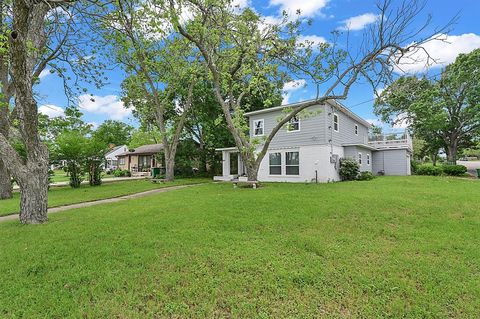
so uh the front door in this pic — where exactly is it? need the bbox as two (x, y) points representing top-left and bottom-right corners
(230, 153), (238, 175)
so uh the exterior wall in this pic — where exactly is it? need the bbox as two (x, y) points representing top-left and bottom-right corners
(249, 104), (327, 147)
(105, 145), (128, 171)
(372, 149), (411, 175)
(343, 146), (372, 172)
(325, 104), (369, 146)
(256, 145), (344, 183)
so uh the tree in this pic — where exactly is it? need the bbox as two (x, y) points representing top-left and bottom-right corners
(171, 0), (446, 181)
(375, 49), (480, 164)
(54, 131), (88, 188)
(93, 120), (133, 147)
(0, 0), (108, 222)
(102, 0), (198, 181)
(129, 127), (163, 148)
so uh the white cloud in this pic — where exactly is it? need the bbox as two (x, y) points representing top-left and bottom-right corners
(269, 0), (329, 18)
(395, 33), (480, 74)
(373, 87), (384, 99)
(298, 35), (328, 47)
(39, 69), (52, 80)
(282, 79), (306, 104)
(88, 122), (99, 130)
(339, 13), (380, 31)
(78, 94), (132, 121)
(38, 104), (65, 118)
(231, 0), (250, 9)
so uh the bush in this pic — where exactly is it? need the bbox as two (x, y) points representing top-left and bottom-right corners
(339, 159), (360, 181)
(442, 164), (467, 176)
(358, 171), (375, 181)
(411, 160), (421, 174)
(416, 164), (443, 176)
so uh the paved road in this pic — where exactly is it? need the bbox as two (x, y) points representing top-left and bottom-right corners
(13, 176), (149, 190)
(458, 160), (480, 177)
(1, 183), (200, 223)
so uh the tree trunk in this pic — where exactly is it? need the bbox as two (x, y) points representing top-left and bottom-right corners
(0, 160), (12, 199)
(447, 143), (458, 165)
(18, 161), (49, 224)
(165, 157), (175, 181)
(431, 154), (437, 166)
(245, 161), (259, 181)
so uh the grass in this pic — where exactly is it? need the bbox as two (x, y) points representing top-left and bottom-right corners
(1, 178), (211, 217)
(0, 176), (479, 317)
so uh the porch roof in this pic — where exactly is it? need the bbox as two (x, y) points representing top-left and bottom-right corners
(215, 147), (238, 152)
(117, 144), (164, 157)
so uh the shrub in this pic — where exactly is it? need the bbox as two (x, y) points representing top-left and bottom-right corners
(339, 159), (360, 181)
(442, 164), (467, 176)
(113, 169), (122, 177)
(358, 171), (375, 181)
(411, 160), (421, 174)
(416, 164), (443, 176)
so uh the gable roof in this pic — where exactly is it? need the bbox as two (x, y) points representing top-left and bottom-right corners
(105, 145), (126, 157)
(117, 144), (164, 156)
(244, 99), (372, 128)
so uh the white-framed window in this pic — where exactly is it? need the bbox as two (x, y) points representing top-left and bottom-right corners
(358, 153), (362, 165)
(253, 119), (264, 136)
(333, 113), (339, 132)
(287, 115), (300, 132)
(269, 152), (282, 175)
(119, 157), (125, 165)
(366, 154), (370, 165)
(354, 124), (358, 135)
(286, 151), (300, 175)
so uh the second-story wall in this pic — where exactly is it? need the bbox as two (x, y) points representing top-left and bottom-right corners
(324, 104), (369, 146)
(248, 104), (326, 148)
(247, 102), (370, 148)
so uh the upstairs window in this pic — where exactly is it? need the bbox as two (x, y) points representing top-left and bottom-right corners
(367, 154), (370, 165)
(354, 124), (358, 135)
(286, 151), (300, 175)
(358, 153), (362, 165)
(269, 153), (282, 175)
(253, 119), (264, 136)
(333, 113), (339, 132)
(287, 116), (300, 132)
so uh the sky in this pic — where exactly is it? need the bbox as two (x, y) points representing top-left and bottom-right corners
(36, 0), (480, 132)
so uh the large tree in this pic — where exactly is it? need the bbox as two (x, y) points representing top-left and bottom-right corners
(375, 49), (480, 164)
(170, 0), (446, 181)
(0, 0), (105, 222)
(102, 0), (198, 181)
(93, 120), (133, 147)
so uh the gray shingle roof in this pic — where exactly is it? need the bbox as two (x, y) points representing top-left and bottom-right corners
(117, 144), (163, 156)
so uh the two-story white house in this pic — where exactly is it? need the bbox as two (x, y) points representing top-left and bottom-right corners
(214, 99), (412, 183)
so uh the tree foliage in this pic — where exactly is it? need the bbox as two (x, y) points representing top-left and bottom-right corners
(375, 49), (480, 164)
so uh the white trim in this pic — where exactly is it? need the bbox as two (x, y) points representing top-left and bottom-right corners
(333, 113), (339, 132)
(286, 115), (301, 132)
(268, 151), (282, 175)
(354, 124), (358, 136)
(253, 119), (264, 136)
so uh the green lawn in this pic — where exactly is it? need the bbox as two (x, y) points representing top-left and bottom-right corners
(1, 178), (211, 217)
(0, 176), (479, 317)
(50, 169), (71, 183)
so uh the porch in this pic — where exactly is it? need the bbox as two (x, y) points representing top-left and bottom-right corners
(368, 131), (413, 151)
(213, 147), (247, 181)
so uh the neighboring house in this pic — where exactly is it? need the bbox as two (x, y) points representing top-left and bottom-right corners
(215, 99), (412, 183)
(116, 144), (164, 174)
(105, 145), (128, 172)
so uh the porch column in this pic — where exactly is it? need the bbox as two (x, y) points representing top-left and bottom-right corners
(238, 153), (244, 175)
(222, 151), (231, 176)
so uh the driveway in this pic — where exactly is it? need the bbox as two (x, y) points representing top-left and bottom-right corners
(458, 160), (480, 177)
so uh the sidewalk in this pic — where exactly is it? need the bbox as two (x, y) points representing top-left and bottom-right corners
(13, 176), (149, 190)
(1, 183), (200, 223)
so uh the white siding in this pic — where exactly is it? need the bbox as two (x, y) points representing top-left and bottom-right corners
(256, 145), (344, 183)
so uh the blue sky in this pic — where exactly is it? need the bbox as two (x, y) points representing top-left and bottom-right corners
(36, 0), (480, 131)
